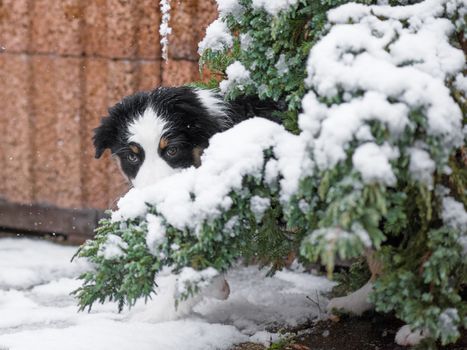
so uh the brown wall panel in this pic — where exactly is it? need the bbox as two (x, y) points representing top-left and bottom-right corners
(81, 58), (110, 209)
(137, 61), (162, 91)
(31, 56), (83, 208)
(53, 58), (83, 207)
(30, 56), (57, 205)
(0, 55), (7, 195)
(162, 59), (198, 86)
(106, 0), (137, 58)
(136, 0), (161, 59)
(83, 0), (108, 56)
(169, 0), (198, 60)
(0, 0), (30, 53)
(30, 0), (82, 55)
(0, 55), (34, 203)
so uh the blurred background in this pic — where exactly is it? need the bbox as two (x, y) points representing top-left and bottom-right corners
(0, 0), (217, 243)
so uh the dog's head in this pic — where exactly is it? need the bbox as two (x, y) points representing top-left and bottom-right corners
(93, 87), (232, 188)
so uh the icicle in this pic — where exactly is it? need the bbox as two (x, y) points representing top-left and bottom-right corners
(159, 0), (172, 61)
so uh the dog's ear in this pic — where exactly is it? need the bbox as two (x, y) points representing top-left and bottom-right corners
(93, 116), (115, 159)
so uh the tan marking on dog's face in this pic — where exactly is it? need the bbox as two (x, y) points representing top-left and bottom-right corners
(159, 137), (169, 150)
(192, 146), (204, 168)
(129, 144), (140, 154)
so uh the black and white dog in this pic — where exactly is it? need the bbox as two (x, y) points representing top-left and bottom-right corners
(93, 86), (278, 188)
(93, 86), (279, 302)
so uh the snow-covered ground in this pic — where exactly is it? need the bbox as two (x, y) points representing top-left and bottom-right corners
(0, 238), (334, 350)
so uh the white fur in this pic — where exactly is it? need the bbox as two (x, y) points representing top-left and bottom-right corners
(395, 325), (429, 346)
(127, 108), (178, 188)
(326, 281), (374, 315)
(202, 275), (230, 300)
(129, 274), (229, 323)
(194, 89), (232, 130)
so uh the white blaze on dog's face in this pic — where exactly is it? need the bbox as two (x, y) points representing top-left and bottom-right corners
(126, 108), (177, 188)
(93, 87), (234, 189)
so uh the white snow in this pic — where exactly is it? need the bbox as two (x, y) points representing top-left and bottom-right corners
(198, 19), (233, 55)
(251, 0), (298, 16)
(216, 0), (243, 18)
(219, 61), (251, 93)
(352, 142), (397, 186)
(408, 148), (435, 187)
(442, 197), (467, 232)
(0, 238), (334, 350)
(112, 118), (312, 232)
(0, 238), (89, 290)
(98, 234), (128, 260)
(351, 223), (372, 248)
(146, 213), (166, 255)
(250, 196), (271, 222)
(438, 308), (460, 336)
(305, 227), (371, 250)
(454, 74), (467, 94)
(275, 54), (289, 76)
(240, 32), (253, 51)
(458, 236), (467, 256)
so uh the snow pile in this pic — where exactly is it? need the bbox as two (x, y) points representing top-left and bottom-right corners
(442, 196), (467, 233)
(216, 0), (243, 17)
(199, 0), (299, 56)
(305, 226), (371, 252)
(275, 54), (290, 76)
(300, 0), (465, 184)
(250, 196), (271, 222)
(240, 32), (253, 51)
(219, 61), (252, 93)
(98, 234), (128, 260)
(0, 238), (334, 350)
(198, 19), (233, 55)
(438, 308), (460, 337)
(112, 118), (311, 232)
(251, 0), (298, 16)
(408, 147), (436, 188)
(0, 238), (89, 290)
(146, 213), (166, 255)
(352, 142), (397, 186)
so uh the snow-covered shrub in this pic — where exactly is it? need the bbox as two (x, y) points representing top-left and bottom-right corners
(75, 0), (466, 346)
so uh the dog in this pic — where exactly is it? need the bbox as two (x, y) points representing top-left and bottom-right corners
(93, 86), (279, 188)
(93, 86), (279, 302)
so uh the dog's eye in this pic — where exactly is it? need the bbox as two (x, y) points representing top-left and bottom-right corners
(127, 153), (139, 163)
(166, 146), (178, 157)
